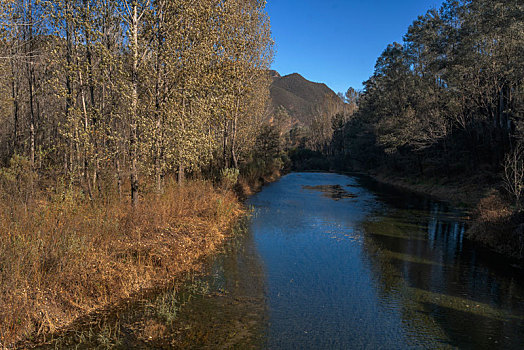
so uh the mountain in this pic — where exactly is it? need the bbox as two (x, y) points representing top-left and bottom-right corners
(269, 72), (344, 129)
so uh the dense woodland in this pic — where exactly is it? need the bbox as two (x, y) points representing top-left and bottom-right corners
(0, 0), (274, 204)
(276, 0), (523, 257)
(331, 0), (523, 195)
(0, 0), (277, 345)
(328, 0), (524, 257)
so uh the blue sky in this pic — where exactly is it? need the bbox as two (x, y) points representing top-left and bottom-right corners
(266, 0), (444, 94)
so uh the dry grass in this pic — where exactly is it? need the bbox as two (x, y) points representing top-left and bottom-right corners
(467, 194), (524, 260)
(235, 166), (282, 200)
(0, 179), (243, 347)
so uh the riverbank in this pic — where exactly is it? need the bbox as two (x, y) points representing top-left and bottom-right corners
(370, 172), (524, 261)
(235, 170), (282, 199)
(0, 180), (244, 348)
(371, 172), (493, 209)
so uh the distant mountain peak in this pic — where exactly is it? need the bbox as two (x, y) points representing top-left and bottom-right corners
(268, 70), (281, 79)
(269, 71), (344, 129)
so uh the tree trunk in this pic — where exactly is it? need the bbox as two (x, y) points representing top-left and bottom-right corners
(84, 0), (98, 197)
(130, 3), (139, 206)
(223, 120), (229, 168)
(25, 0), (36, 196)
(78, 69), (93, 199)
(116, 157), (122, 199)
(10, 50), (19, 154)
(177, 164), (185, 185)
(66, 0), (74, 174)
(154, 0), (164, 193)
(231, 114), (239, 169)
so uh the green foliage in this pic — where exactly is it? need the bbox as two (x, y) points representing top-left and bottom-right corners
(255, 124), (281, 162)
(330, 0), (524, 178)
(0, 0), (273, 201)
(220, 168), (240, 189)
(289, 148), (330, 171)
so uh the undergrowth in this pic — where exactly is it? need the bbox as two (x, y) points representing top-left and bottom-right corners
(0, 178), (242, 347)
(467, 194), (524, 260)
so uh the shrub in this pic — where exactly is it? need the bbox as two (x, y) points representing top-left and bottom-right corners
(220, 168), (240, 189)
(467, 193), (524, 260)
(503, 143), (524, 209)
(0, 155), (34, 203)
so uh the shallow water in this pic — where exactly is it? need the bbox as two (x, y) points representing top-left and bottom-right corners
(248, 172), (524, 349)
(38, 172), (524, 349)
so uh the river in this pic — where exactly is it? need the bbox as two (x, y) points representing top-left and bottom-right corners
(39, 172), (524, 349)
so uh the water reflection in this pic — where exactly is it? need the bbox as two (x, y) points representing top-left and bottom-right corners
(357, 175), (524, 349)
(249, 172), (524, 349)
(34, 172), (524, 349)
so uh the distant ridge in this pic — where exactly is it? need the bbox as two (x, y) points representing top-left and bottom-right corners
(269, 72), (343, 129)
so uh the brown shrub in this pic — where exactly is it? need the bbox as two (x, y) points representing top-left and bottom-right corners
(0, 179), (243, 347)
(476, 194), (512, 222)
(467, 193), (524, 260)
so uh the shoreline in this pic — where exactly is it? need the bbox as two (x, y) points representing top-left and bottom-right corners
(290, 168), (523, 264)
(3, 181), (244, 349)
(369, 173), (490, 209)
(366, 172), (523, 264)
(10, 172), (283, 349)
(11, 169), (521, 347)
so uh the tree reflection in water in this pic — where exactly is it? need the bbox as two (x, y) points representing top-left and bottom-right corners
(360, 180), (524, 349)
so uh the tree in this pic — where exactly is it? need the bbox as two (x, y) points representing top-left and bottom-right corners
(117, 0), (150, 205)
(503, 143), (524, 209)
(0, 0), (274, 200)
(331, 0), (524, 178)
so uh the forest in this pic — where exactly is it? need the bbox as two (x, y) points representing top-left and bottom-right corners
(326, 0), (524, 259)
(1, 0), (523, 346)
(0, 0), (276, 200)
(275, 0), (523, 260)
(0, 0), (280, 345)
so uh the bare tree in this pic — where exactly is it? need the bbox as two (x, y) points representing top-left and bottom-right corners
(503, 143), (524, 210)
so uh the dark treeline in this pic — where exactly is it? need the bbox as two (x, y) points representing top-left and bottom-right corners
(329, 0), (523, 202)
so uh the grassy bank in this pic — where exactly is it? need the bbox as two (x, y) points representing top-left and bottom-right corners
(0, 180), (243, 347)
(370, 172), (524, 261)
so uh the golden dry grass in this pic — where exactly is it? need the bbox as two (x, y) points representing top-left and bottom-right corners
(0, 179), (243, 347)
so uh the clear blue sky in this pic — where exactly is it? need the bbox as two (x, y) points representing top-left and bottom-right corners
(266, 0), (443, 94)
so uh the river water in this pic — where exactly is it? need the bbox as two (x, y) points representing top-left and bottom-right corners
(40, 172), (524, 349)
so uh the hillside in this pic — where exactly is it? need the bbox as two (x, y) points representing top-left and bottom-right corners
(269, 72), (344, 129)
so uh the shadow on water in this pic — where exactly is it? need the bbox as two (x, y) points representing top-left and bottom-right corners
(302, 184), (357, 200)
(418, 302), (524, 350)
(249, 172), (524, 349)
(356, 175), (524, 349)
